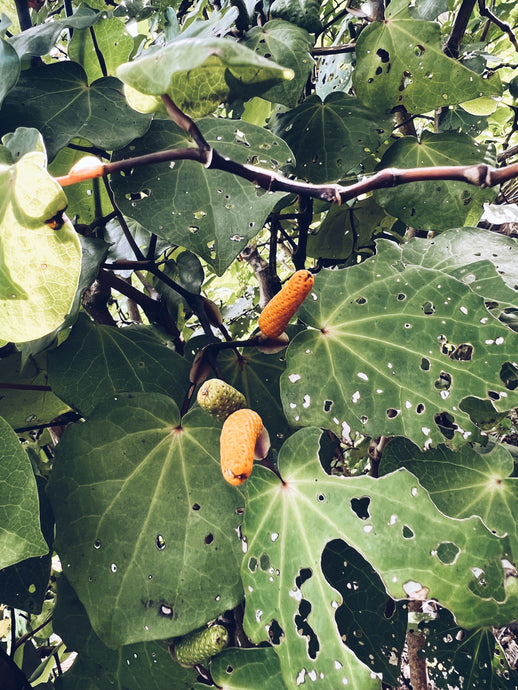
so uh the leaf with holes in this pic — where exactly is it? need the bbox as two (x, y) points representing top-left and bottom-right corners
(321, 540), (407, 685)
(47, 313), (191, 416)
(53, 575), (198, 689)
(0, 61), (151, 159)
(242, 20), (314, 108)
(242, 428), (518, 688)
(47, 393), (245, 648)
(117, 37), (294, 119)
(110, 118), (293, 274)
(270, 92), (393, 183)
(420, 607), (518, 689)
(381, 437), (518, 560)
(280, 240), (518, 447)
(401, 227), (518, 307)
(209, 647), (287, 689)
(373, 132), (497, 231)
(0, 416), (48, 569)
(352, 2), (501, 113)
(0, 128), (81, 343)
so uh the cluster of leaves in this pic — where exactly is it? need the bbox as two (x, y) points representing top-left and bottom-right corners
(1, 0), (518, 688)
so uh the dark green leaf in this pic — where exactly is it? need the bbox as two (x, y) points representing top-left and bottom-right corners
(353, 7), (501, 113)
(270, 0), (322, 33)
(47, 313), (191, 416)
(242, 20), (314, 107)
(69, 17), (133, 82)
(0, 416), (48, 569)
(0, 476), (53, 614)
(373, 132), (497, 231)
(271, 92), (393, 183)
(0, 62), (152, 159)
(420, 608), (518, 689)
(47, 394), (245, 647)
(0, 26), (19, 108)
(110, 118), (293, 274)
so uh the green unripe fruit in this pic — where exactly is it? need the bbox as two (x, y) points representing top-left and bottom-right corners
(197, 378), (247, 422)
(172, 624), (229, 667)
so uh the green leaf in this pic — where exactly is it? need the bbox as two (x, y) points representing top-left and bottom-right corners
(69, 17), (133, 82)
(210, 647), (287, 689)
(382, 437), (518, 560)
(53, 575), (198, 690)
(47, 313), (191, 416)
(243, 429), (517, 675)
(47, 394), (245, 647)
(352, 10), (501, 113)
(271, 92), (393, 183)
(116, 37), (294, 118)
(8, 7), (99, 59)
(373, 132), (497, 230)
(270, 0), (322, 33)
(218, 346), (290, 450)
(0, 352), (69, 435)
(0, 476), (53, 614)
(280, 240), (518, 447)
(242, 20), (314, 108)
(110, 118), (293, 274)
(420, 608), (518, 689)
(0, 62), (152, 160)
(401, 227), (518, 299)
(0, 129), (81, 343)
(0, 416), (48, 569)
(307, 197), (399, 261)
(321, 540), (407, 684)
(0, 17), (19, 108)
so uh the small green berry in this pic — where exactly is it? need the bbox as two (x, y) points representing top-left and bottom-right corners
(197, 378), (247, 422)
(172, 624), (229, 667)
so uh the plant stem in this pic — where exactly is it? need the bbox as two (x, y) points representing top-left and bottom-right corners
(444, 0), (477, 58)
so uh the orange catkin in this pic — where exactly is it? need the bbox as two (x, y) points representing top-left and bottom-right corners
(258, 270), (314, 338)
(220, 409), (263, 486)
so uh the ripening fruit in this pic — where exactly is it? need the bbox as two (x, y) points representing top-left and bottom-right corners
(258, 270), (314, 338)
(171, 624), (229, 668)
(220, 408), (263, 485)
(197, 379), (247, 422)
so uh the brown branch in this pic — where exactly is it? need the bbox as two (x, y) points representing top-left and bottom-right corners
(312, 43), (356, 55)
(478, 0), (518, 51)
(14, 0), (32, 31)
(0, 383), (52, 391)
(161, 94), (212, 156)
(444, 0), (477, 58)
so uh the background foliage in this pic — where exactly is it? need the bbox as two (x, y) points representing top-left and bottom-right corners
(1, 0), (518, 688)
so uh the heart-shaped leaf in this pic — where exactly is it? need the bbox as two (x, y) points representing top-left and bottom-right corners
(280, 240), (518, 447)
(352, 5), (501, 113)
(47, 313), (191, 416)
(382, 437), (518, 559)
(0, 416), (48, 569)
(47, 394), (246, 647)
(117, 37), (294, 118)
(270, 0), (322, 33)
(271, 92), (393, 183)
(110, 118), (293, 274)
(0, 62), (152, 159)
(373, 132), (497, 230)
(242, 20), (314, 107)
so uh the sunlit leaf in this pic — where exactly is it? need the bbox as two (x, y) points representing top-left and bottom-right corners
(209, 647), (287, 689)
(117, 37), (294, 118)
(0, 128), (81, 342)
(280, 240), (518, 447)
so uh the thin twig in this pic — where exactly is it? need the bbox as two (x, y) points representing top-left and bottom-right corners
(478, 0), (518, 51)
(102, 177), (145, 261)
(161, 94), (212, 155)
(90, 25), (108, 77)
